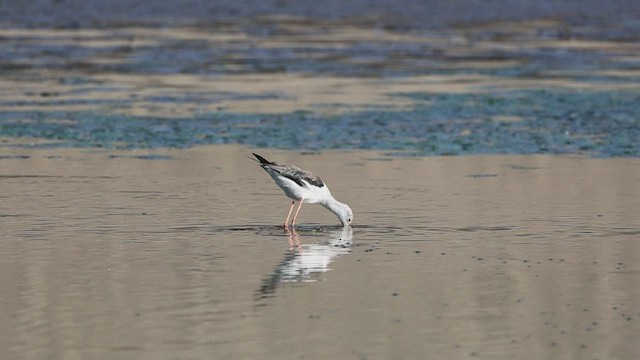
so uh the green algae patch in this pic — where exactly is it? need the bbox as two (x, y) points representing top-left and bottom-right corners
(1, 89), (638, 157)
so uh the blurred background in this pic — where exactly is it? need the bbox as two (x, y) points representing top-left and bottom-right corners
(1, 0), (639, 155)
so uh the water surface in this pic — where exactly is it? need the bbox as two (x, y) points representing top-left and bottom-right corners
(1, 146), (638, 359)
(1, 14), (639, 155)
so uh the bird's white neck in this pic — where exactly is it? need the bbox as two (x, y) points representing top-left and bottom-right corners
(320, 196), (346, 216)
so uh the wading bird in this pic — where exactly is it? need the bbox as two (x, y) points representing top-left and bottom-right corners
(252, 153), (353, 228)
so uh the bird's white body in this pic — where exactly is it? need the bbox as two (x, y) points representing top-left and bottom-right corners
(252, 153), (353, 227)
(266, 169), (331, 204)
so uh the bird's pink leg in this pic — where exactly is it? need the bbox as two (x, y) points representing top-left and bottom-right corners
(284, 200), (295, 228)
(291, 198), (304, 227)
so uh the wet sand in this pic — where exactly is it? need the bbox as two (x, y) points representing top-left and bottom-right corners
(1, 146), (638, 359)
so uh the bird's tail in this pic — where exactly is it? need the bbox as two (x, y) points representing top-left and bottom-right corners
(252, 153), (277, 165)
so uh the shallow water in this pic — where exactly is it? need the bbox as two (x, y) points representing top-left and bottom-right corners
(1, 145), (638, 359)
(2, 16), (639, 155)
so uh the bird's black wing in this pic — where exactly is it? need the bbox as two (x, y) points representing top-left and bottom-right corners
(279, 166), (325, 188)
(253, 153), (325, 188)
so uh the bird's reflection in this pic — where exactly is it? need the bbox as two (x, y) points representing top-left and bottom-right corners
(256, 226), (353, 299)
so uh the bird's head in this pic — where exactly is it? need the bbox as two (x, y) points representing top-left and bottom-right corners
(338, 203), (353, 227)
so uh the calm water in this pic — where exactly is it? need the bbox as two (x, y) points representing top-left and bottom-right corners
(1, 145), (639, 359)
